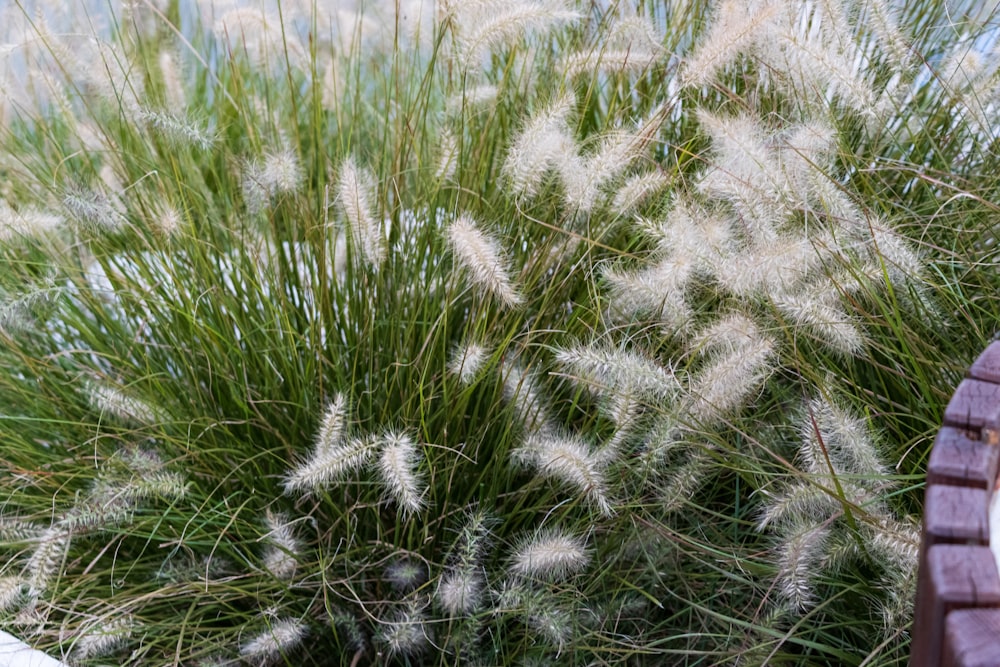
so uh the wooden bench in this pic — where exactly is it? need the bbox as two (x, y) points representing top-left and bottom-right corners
(911, 341), (1000, 666)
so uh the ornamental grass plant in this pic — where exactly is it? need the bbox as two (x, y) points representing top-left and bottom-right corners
(0, 0), (998, 664)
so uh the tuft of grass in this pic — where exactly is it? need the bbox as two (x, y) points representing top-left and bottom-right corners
(0, 0), (997, 665)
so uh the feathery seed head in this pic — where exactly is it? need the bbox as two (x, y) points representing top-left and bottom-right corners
(607, 14), (664, 51)
(447, 213), (523, 307)
(490, 577), (529, 615)
(770, 4), (883, 117)
(0, 199), (62, 242)
(878, 565), (918, 638)
(385, 558), (429, 594)
(452, 508), (494, 566)
(261, 149), (303, 195)
(0, 518), (44, 543)
(779, 120), (837, 178)
(611, 171), (670, 215)
(452, 0), (581, 72)
(502, 360), (552, 433)
(775, 522), (830, 611)
(502, 93), (577, 198)
(562, 47), (663, 78)
(158, 48), (186, 109)
(867, 219), (922, 285)
(240, 617), (307, 665)
(283, 435), (378, 495)
(653, 196), (732, 261)
(86, 380), (162, 425)
(377, 430), (426, 516)
(773, 287), (864, 356)
(445, 84), (498, 115)
(864, 0), (910, 65)
(337, 157), (385, 266)
(681, 0), (781, 88)
(436, 566), (486, 616)
(315, 394), (349, 456)
(0, 577), (27, 613)
(79, 39), (144, 115)
(58, 492), (134, 534)
(443, 508), (495, 574)
(695, 110), (791, 244)
(331, 608), (368, 653)
(448, 342), (491, 385)
(115, 446), (168, 472)
(136, 108), (214, 149)
(798, 396), (887, 479)
(436, 508), (494, 615)
(528, 603), (574, 651)
(561, 104), (667, 213)
(659, 450), (714, 514)
(72, 614), (134, 662)
(515, 431), (613, 516)
(0, 282), (56, 334)
(243, 149), (303, 212)
(63, 187), (123, 232)
(510, 528), (589, 581)
(553, 343), (680, 402)
(689, 312), (763, 357)
(756, 481), (839, 532)
(715, 236), (820, 298)
(602, 258), (693, 331)
(377, 600), (431, 657)
(262, 510), (302, 581)
(868, 516), (920, 571)
(153, 205), (182, 236)
(117, 470), (190, 504)
(436, 129), (460, 182)
(685, 334), (776, 424)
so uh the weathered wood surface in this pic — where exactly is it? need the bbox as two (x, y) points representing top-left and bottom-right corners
(911, 344), (1000, 667)
(927, 427), (1000, 490)
(943, 609), (1000, 667)
(923, 485), (990, 544)
(968, 341), (1000, 385)
(943, 378), (1000, 436)
(912, 546), (1000, 665)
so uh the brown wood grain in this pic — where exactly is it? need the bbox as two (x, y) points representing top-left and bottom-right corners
(944, 379), (1000, 435)
(943, 608), (1000, 667)
(911, 545), (1000, 666)
(912, 345), (1000, 667)
(969, 341), (1000, 385)
(928, 428), (1000, 490)
(923, 485), (990, 545)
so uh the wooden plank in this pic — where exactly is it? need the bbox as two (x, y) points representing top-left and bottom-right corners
(924, 485), (990, 545)
(910, 545), (1000, 667)
(943, 379), (1000, 437)
(943, 609), (1000, 667)
(928, 427), (1000, 490)
(969, 341), (1000, 385)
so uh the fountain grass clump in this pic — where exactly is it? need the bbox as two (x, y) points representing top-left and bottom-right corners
(1, 1), (999, 664)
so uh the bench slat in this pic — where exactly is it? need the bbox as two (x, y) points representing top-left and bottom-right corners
(911, 545), (1000, 666)
(928, 427), (1000, 490)
(969, 341), (1000, 385)
(924, 485), (990, 545)
(944, 379), (1000, 436)
(943, 608), (1000, 667)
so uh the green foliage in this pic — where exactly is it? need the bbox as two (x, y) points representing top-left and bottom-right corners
(0, 0), (997, 665)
